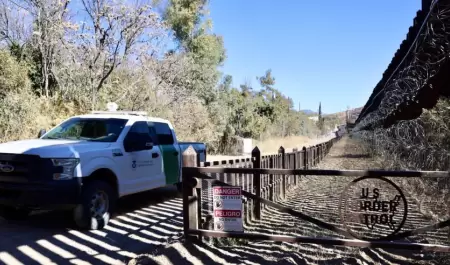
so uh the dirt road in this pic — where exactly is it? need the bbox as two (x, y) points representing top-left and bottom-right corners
(129, 137), (449, 265)
(1, 137), (448, 265)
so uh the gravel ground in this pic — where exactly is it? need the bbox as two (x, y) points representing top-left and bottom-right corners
(128, 137), (450, 265)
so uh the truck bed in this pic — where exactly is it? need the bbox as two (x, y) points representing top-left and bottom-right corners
(179, 142), (207, 162)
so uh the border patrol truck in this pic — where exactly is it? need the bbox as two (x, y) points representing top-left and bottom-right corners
(0, 108), (206, 229)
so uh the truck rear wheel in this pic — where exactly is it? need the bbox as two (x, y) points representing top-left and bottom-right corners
(73, 180), (116, 230)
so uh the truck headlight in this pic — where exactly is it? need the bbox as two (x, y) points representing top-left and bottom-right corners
(52, 158), (80, 180)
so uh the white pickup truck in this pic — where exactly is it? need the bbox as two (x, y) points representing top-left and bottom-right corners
(0, 111), (206, 229)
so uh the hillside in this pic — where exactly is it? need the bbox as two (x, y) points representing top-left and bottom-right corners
(324, 107), (363, 124)
(300, 109), (316, 115)
(304, 107), (363, 126)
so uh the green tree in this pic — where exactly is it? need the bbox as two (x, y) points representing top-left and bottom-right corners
(163, 0), (228, 152)
(317, 102), (325, 133)
(258, 69), (276, 100)
(164, 0), (208, 46)
(164, 0), (225, 67)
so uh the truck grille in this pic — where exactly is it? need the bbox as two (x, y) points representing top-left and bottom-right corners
(0, 161), (28, 176)
(0, 153), (53, 181)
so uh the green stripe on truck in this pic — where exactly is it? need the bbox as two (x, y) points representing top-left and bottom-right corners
(160, 144), (180, 185)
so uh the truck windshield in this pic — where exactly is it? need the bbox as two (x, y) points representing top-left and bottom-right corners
(42, 118), (127, 142)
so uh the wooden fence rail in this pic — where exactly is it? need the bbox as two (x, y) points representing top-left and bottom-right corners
(182, 165), (450, 251)
(182, 136), (341, 230)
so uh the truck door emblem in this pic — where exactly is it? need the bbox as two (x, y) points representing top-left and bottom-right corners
(0, 163), (14, 173)
(132, 161), (136, 169)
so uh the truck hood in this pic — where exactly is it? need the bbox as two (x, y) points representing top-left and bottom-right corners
(0, 139), (111, 158)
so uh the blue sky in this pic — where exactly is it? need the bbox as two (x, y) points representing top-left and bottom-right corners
(208, 1), (421, 114)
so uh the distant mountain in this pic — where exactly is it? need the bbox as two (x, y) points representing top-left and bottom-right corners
(324, 107), (363, 124)
(300, 109), (317, 115)
(299, 107), (363, 124)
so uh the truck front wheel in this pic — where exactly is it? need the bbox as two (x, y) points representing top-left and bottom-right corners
(73, 180), (116, 230)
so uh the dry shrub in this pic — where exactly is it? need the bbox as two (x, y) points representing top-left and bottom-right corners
(97, 57), (221, 148)
(0, 91), (82, 142)
(165, 96), (216, 143)
(0, 50), (30, 95)
(255, 135), (312, 154)
(0, 50), (80, 142)
(0, 90), (39, 141)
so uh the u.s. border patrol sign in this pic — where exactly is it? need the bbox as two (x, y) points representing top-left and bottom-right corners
(339, 176), (408, 240)
(213, 186), (243, 232)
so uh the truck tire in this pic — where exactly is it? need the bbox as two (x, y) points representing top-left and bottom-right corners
(73, 180), (116, 230)
(0, 206), (31, 220)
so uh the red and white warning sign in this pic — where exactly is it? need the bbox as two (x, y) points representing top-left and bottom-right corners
(213, 186), (243, 232)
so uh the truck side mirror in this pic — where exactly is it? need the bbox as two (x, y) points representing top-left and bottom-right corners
(38, 129), (46, 138)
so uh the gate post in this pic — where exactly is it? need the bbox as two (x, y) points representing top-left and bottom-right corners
(313, 145), (316, 164)
(252, 147), (261, 220)
(292, 151), (297, 186)
(322, 143), (325, 159)
(317, 145), (320, 163)
(318, 144), (322, 161)
(303, 146), (307, 169)
(182, 146), (200, 241)
(319, 144), (323, 161)
(279, 146), (286, 200)
(269, 155), (274, 202)
(315, 145), (318, 165)
(315, 145), (319, 165)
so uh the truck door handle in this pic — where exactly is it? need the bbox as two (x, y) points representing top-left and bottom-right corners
(152, 153), (159, 158)
(173, 151), (179, 156)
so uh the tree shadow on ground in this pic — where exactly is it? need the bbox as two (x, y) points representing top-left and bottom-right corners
(0, 186), (184, 265)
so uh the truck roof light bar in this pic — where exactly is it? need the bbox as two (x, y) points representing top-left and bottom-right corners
(91, 111), (148, 116)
